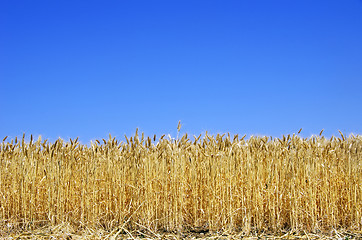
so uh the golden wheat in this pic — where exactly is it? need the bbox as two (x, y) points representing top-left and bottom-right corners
(0, 131), (361, 237)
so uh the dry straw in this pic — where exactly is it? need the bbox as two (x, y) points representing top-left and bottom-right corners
(0, 129), (361, 237)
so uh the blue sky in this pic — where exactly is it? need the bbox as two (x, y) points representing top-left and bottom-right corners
(1, 0), (361, 143)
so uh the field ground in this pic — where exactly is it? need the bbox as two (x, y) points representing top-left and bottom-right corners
(0, 224), (362, 240)
(2, 223), (362, 239)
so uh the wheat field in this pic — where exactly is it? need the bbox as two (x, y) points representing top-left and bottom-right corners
(0, 129), (361, 239)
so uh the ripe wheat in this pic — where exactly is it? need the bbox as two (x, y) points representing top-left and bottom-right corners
(0, 131), (361, 236)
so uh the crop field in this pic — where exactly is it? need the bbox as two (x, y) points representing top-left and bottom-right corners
(0, 129), (361, 239)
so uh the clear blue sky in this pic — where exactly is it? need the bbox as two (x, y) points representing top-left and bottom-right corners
(1, 0), (361, 143)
